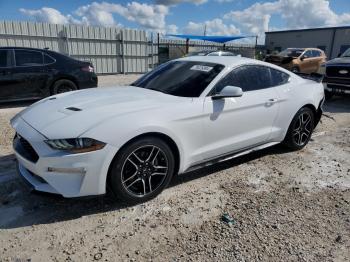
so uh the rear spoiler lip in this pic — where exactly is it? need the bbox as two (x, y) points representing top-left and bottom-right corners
(295, 72), (324, 83)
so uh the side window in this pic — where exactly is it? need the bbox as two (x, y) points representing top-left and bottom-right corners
(44, 54), (55, 64)
(270, 68), (290, 86)
(213, 65), (273, 93)
(15, 50), (43, 66)
(303, 50), (313, 59)
(312, 50), (321, 57)
(0, 50), (10, 67)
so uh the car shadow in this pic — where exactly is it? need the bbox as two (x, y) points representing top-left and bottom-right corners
(0, 144), (289, 230)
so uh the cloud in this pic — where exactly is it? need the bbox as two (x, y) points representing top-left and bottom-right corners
(215, 0), (235, 3)
(75, 2), (169, 30)
(224, 0), (350, 40)
(20, 2), (169, 31)
(154, 0), (207, 6)
(166, 24), (178, 34)
(184, 18), (240, 36)
(19, 7), (75, 25)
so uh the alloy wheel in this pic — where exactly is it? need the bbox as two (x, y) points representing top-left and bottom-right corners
(292, 112), (312, 146)
(121, 145), (169, 197)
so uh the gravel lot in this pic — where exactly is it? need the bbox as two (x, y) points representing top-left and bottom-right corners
(0, 74), (349, 262)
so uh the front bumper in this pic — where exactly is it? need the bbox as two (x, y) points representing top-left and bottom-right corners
(323, 77), (350, 94)
(12, 117), (117, 198)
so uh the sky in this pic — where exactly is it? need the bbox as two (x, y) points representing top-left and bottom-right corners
(0, 0), (350, 43)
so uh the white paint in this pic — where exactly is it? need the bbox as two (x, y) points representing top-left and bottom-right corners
(10, 56), (325, 198)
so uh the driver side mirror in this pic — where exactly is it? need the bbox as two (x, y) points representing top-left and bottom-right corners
(300, 55), (309, 61)
(212, 85), (243, 100)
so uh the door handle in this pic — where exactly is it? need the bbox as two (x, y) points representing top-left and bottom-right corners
(265, 98), (278, 106)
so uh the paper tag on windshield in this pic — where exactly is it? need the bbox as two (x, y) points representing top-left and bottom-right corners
(190, 65), (213, 72)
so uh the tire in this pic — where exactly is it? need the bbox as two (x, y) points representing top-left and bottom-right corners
(109, 136), (175, 204)
(291, 67), (300, 73)
(325, 90), (334, 100)
(283, 107), (315, 151)
(51, 79), (77, 95)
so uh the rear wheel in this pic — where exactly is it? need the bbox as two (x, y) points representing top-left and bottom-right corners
(283, 107), (315, 150)
(109, 137), (175, 204)
(51, 79), (77, 95)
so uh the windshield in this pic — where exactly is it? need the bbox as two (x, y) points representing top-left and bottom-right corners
(341, 48), (350, 57)
(278, 48), (304, 57)
(132, 61), (224, 97)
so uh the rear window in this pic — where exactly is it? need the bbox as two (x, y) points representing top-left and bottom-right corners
(44, 54), (55, 64)
(132, 61), (224, 97)
(15, 50), (43, 66)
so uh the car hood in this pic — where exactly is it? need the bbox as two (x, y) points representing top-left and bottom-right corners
(326, 57), (350, 66)
(16, 86), (185, 139)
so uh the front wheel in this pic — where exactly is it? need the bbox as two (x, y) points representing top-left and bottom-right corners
(109, 137), (175, 204)
(283, 107), (315, 150)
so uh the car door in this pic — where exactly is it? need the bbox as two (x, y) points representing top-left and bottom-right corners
(0, 49), (18, 101)
(312, 50), (324, 72)
(300, 50), (315, 73)
(12, 49), (48, 99)
(201, 65), (279, 161)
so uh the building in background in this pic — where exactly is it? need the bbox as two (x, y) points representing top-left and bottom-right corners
(265, 26), (350, 59)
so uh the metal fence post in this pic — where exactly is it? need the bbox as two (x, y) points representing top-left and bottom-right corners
(121, 30), (125, 74)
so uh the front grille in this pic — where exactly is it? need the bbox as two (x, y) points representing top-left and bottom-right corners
(14, 134), (39, 163)
(327, 84), (350, 91)
(326, 66), (350, 78)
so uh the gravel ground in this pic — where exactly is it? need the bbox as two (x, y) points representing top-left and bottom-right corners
(0, 75), (349, 262)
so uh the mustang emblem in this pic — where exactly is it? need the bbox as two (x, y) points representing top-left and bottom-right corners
(339, 70), (348, 74)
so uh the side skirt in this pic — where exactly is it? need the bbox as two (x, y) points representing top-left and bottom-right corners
(182, 142), (280, 174)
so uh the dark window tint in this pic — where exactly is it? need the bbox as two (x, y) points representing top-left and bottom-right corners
(270, 68), (290, 86)
(0, 50), (10, 67)
(214, 65), (273, 93)
(132, 61), (224, 97)
(44, 54), (55, 64)
(312, 50), (321, 57)
(15, 50), (43, 66)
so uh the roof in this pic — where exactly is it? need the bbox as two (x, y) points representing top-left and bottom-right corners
(0, 46), (50, 51)
(175, 56), (296, 77)
(266, 25), (350, 34)
(166, 34), (251, 43)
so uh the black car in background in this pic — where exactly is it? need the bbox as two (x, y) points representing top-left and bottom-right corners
(0, 47), (97, 102)
(323, 48), (350, 99)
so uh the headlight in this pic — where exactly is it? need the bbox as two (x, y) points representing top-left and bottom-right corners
(45, 138), (106, 153)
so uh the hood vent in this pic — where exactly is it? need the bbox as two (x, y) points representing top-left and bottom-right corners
(66, 107), (82, 112)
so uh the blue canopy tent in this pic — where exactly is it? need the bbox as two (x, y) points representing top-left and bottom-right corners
(165, 34), (257, 54)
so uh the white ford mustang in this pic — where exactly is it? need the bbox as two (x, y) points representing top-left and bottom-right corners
(11, 56), (324, 203)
